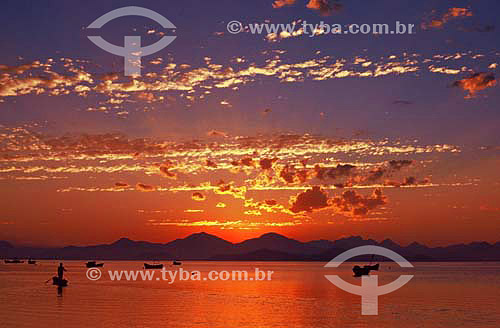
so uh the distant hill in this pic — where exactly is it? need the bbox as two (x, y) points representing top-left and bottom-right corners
(0, 241), (13, 248)
(1, 233), (499, 261)
(163, 232), (234, 259)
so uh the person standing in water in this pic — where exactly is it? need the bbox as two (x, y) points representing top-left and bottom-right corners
(57, 263), (66, 280)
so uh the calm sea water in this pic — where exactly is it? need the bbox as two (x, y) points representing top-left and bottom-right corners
(0, 261), (499, 327)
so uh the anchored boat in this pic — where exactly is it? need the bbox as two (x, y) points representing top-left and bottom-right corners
(144, 263), (163, 269)
(86, 261), (104, 268)
(353, 263), (379, 277)
(4, 259), (24, 264)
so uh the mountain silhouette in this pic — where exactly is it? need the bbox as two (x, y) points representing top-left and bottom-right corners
(163, 232), (234, 259)
(235, 232), (322, 255)
(0, 240), (13, 248)
(1, 233), (499, 261)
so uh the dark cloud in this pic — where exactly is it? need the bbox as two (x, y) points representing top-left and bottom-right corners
(366, 167), (386, 182)
(290, 186), (329, 213)
(393, 100), (413, 105)
(159, 162), (177, 179)
(262, 108), (272, 115)
(230, 157), (257, 168)
(459, 25), (495, 33)
(385, 176), (429, 187)
(331, 188), (387, 216)
(259, 157), (278, 170)
(401, 176), (417, 186)
(114, 182), (129, 188)
(192, 192), (206, 201)
(366, 160), (413, 182)
(206, 159), (218, 169)
(290, 186), (387, 216)
(419, 177), (431, 184)
(279, 165), (296, 184)
(240, 157), (254, 167)
(327, 164), (356, 179)
(279, 165), (308, 184)
(314, 164), (356, 180)
(314, 165), (327, 180)
(214, 180), (246, 199)
(136, 183), (156, 192)
(296, 169), (308, 183)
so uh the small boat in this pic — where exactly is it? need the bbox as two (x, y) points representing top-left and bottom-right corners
(86, 261), (104, 268)
(28, 259), (37, 264)
(353, 263), (380, 277)
(172, 260), (182, 265)
(4, 259), (24, 264)
(52, 276), (68, 287)
(144, 263), (163, 269)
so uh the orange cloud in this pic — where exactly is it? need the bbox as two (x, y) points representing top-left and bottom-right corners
(207, 130), (228, 137)
(306, 0), (341, 16)
(453, 72), (496, 98)
(422, 7), (473, 29)
(272, 0), (296, 9)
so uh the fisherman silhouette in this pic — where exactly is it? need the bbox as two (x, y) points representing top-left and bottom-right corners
(57, 263), (67, 280)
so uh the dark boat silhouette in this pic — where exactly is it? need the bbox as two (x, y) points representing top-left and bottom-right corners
(28, 259), (36, 264)
(353, 263), (380, 277)
(4, 259), (24, 264)
(144, 263), (163, 269)
(86, 261), (104, 268)
(52, 276), (68, 287)
(172, 260), (182, 265)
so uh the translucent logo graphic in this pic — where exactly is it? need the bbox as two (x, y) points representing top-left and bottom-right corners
(87, 6), (176, 76)
(324, 245), (414, 315)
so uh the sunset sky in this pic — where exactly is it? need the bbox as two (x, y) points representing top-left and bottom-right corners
(0, 0), (499, 247)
